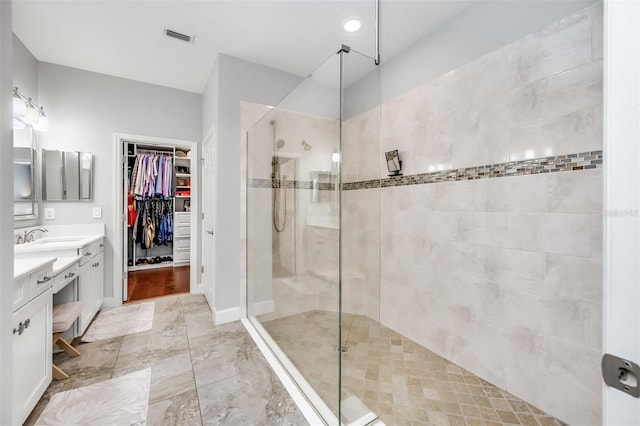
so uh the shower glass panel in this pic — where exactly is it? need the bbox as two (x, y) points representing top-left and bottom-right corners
(339, 49), (382, 425)
(246, 46), (381, 424)
(247, 51), (342, 422)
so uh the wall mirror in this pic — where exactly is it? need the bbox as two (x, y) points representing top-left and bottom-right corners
(42, 149), (93, 201)
(14, 146), (38, 220)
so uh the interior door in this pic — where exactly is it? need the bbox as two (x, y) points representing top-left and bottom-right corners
(201, 132), (216, 308)
(603, 0), (640, 423)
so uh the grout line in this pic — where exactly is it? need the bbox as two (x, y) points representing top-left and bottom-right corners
(183, 297), (215, 425)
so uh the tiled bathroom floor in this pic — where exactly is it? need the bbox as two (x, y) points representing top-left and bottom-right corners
(25, 294), (305, 425)
(263, 311), (568, 426)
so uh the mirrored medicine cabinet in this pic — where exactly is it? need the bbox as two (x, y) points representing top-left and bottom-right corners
(42, 149), (93, 201)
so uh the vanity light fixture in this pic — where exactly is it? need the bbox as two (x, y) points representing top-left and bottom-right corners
(12, 87), (49, 131)
(344, 18), (362, 32)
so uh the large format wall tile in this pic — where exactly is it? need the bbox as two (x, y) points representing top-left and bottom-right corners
(366, 5), (603, 419)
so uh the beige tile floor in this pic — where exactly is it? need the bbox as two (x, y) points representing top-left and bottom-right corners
(263, 311), (569, 426)
(25, 294), (305, 426)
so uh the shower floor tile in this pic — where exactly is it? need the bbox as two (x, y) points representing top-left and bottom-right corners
(262, 311), (569, 426)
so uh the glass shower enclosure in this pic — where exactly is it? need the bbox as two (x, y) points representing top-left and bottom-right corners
(246, 46), (381, 424)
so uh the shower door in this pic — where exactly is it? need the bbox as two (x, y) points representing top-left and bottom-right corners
(246, 47), (381, 425)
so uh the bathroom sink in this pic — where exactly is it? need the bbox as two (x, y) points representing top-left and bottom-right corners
(32, 236), (86, 244)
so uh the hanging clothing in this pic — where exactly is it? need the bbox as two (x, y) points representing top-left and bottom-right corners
(129, 153), (173, 198)
(131, 198), (173, 247)
(127, 194), (136, 227)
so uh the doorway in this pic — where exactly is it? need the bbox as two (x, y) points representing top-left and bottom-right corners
(113, 134), (199, 305)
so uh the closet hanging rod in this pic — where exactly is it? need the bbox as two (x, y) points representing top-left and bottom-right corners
(135, 149), (174, 156)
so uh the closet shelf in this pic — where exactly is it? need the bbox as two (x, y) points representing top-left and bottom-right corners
(128, 262), (174, 272)
(176, 173), (190, 178)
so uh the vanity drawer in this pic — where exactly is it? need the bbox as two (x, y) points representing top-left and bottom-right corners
(13, 276), (29, 312)
(79, 239), (104, 265)
(175, 224), (190, 238)
(174, 238), (190, 250)
(53, 263), (78, 294)
(14, 265), (53, 312)
(31, 267), (54, 300)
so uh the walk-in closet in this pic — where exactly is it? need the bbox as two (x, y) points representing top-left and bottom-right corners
(124, 142), (193, 301)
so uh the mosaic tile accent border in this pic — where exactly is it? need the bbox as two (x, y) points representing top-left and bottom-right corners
(344, 150), (603, 191)
(249, 151), (602, 191)
(248, 178), (335, 190)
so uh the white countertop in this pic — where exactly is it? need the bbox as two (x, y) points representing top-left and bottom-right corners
(14, 257), (57, 280)
(14, 234), (104, 254)
(53, 255), (83, 276)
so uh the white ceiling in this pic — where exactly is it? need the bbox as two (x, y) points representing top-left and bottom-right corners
(12, 0), (473, 94)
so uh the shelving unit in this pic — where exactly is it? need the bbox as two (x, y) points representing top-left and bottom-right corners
(173, 150), (191, 266)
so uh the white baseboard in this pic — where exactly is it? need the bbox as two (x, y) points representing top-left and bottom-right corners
(101, 297), (120, 308)
(190, 282), (204, 295)
(251, 299), (275, 316)
(213, 305), (240, 325)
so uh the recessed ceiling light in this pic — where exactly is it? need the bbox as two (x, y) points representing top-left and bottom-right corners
(344, 18), (361, 32)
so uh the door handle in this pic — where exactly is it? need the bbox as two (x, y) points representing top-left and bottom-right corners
(207, 230), (214, 235)
(37, 276), (52, 284)
(603, 353), (640, 398)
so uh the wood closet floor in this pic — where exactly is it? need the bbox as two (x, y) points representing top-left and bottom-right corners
(127, 266), (190, 302)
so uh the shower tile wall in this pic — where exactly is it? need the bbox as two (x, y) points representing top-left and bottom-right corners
(242, 102), (341, 320)
(342, 3), (603, 425)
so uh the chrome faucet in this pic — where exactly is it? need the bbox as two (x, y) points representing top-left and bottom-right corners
(23, 227), (48, 243)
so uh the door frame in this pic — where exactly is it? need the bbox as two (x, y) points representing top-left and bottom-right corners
(200, 127), (216, 311)
(111, 133), (199, 306)
(602, 0), (640, 423)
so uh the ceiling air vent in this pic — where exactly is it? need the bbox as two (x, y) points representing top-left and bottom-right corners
(165, 29), (194, 43)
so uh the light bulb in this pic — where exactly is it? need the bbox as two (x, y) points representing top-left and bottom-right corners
(12, 118), (25, 130)
(13, 95), (26, 118)
(23, 100), (40, 124)
(33, 112), (49, 132)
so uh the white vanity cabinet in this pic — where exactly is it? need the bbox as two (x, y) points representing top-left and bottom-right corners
(12, 261), (54, 426)
(77, 239), (104, 335)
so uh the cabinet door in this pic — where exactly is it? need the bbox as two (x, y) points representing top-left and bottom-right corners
(91, 251), (104, 313)
(12, 289), (52, 425)
(77, 261), (93, 336)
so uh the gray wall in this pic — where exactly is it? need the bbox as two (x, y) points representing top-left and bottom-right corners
(0, 2), (14, 423)
(203, 54), (301, 312)
(12, 35), (36, 108)
(37, 62), (202, 298)
(345, 0), (596, 118)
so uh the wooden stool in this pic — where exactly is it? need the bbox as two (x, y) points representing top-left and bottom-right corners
(52, 301), (83, 380)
